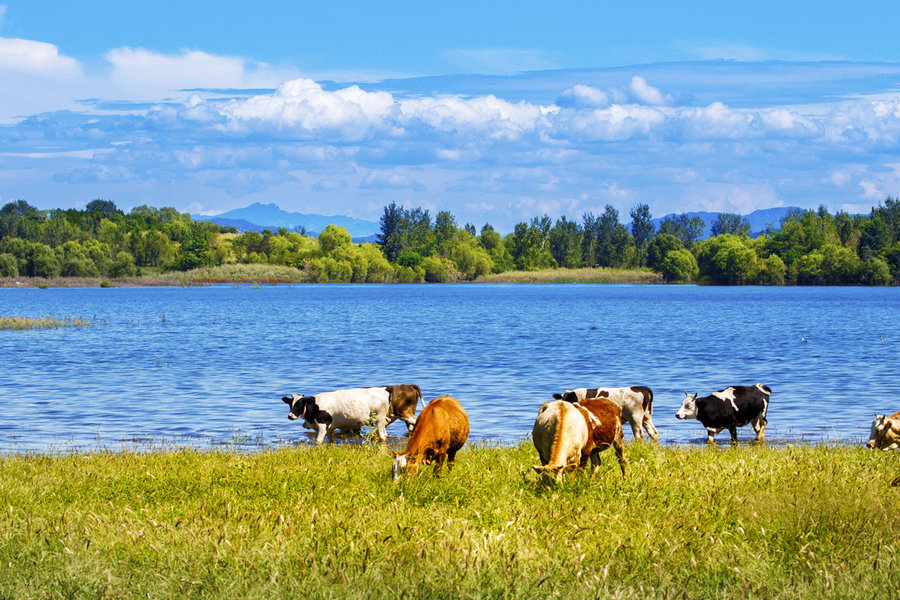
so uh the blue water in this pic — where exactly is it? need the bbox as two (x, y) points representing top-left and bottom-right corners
(1, 284), (898, 453)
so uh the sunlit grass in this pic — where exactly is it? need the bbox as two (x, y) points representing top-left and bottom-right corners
(160, 263), (307, 284)
(0, 315), (94, 330)
(477, 267), (664, 284)
(0, 443), (896, 599)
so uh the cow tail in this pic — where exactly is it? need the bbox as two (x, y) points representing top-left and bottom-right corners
(645, 387), (654, 415)
(756, 383), (772, 395)
(414, 384), (424, 409)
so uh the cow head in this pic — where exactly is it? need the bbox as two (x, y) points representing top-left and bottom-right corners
(552, 390), (579, 403)
(391, 453), (408, 481)
(867, 414), (891, 449)
(282, 393), (315, 421)
(676, 392), (699, 420)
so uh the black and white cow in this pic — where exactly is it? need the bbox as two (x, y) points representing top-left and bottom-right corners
(675, 383), (772, 443)
(282, 387), (391, 444)
(552, 386), (659, 442)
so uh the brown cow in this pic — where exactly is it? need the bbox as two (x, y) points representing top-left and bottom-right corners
(392, 395), (469, 481)
(385, 384), (423, 432)
(532, 400), (588, 481)
(867, 411), (900, 450)
(575, 397), (628, 478)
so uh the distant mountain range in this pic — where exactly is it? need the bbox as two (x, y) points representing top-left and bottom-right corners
(195, 202), (803, 240)
(193, 202), (381, 240)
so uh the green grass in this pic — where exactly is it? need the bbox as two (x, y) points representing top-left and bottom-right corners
(158, 263), (307, 285)
(1, 443), (897, 599)
(476, 267), (663, 284)
(0, 315), (94, 330)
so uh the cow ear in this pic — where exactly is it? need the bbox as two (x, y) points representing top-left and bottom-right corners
(552, 393), (562, 400)
(282, 396), (292, 404)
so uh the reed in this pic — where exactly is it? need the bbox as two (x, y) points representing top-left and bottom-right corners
(159, 263), (307, 284)
(0, 315), (93, 330)
(477, 267), (663, 284)
(0, 443), (895, 599)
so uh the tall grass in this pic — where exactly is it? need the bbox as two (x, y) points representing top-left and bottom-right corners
(477, 267), (663, 284)
(0, 315), (94, 330)
(159, 263), (307, 284)
(0, 443), (896, 599)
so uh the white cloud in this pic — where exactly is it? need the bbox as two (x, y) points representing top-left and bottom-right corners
(0, 37), (81, 77)
(104, 47), (294, 99)
(628, 75), (671, 106)
(360, 170), (426, 191)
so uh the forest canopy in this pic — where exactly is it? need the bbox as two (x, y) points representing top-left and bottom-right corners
(1, 197), (898, 285)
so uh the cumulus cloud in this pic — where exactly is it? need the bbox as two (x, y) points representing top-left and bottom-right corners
(0, 37), (81, 77)
(6, 48), (900, 228)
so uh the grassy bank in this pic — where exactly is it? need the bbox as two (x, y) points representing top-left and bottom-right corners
(1, 443), (897, 599)
(1, 264), (663, 288)
(476, 267), (663, 284)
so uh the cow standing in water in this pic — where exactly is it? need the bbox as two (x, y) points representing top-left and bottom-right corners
(675, 383), (772, 443)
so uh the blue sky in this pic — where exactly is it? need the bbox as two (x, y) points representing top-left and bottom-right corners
(2, 1), (900, 230)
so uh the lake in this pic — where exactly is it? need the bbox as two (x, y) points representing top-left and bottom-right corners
(1, 284), (898, 453)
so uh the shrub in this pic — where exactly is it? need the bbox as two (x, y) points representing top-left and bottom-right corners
(660, 248), (698, 282)
(0, 252), (17, 278)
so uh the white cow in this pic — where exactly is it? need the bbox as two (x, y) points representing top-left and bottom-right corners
(553, 386), (659, 442)
(282, 387), (391, 443)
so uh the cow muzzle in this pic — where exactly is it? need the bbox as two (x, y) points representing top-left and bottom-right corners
(288, 414), (299, 421)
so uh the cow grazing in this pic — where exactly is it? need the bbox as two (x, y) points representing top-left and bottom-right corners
(532, 400), (590, 480)
(282, 387), (391, 444)
(384, 384), (423, 432)
(675, 383), (772, 443)
(553, 386), (659, 442)
(575, 397), (628, 477)
(867, 411), (900, 450)
(392, 395), (469, 481)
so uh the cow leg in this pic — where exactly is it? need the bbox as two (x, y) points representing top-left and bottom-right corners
(626, 411), (643, 441)
(614, 427), (628, 479)
(433, 454), (446, 477)
(752, 416), (767, 441)
(706, 428), (718, 443)
(446, 449), (458, 472)
(642, 413), (660, 443)
(728, 426), (738, 444)
(315, 423), (329, 444)
(588, 451), (601, 476)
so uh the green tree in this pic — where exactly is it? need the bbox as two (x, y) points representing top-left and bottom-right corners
(548, 216), (581, 268)
(630, 203), (655, 267)
(710, 213), (750, 237)
(318, 224), (352, 253)
(694, 234), (757, 284)
(0, 252), (18, 278)
(646, 233), (684, 271)
(433, 211), (457, 257)
(660, 248), (698, 282)
(658, 213), (705, 249)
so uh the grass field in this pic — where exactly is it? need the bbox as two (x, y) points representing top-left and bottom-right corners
(1, 442), (897, 599)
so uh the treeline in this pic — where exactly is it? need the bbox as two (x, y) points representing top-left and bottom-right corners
(0, 197), (898, 285)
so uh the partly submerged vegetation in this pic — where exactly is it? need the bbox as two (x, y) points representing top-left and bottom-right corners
(1, 442), (897, 599)
(2, 197), (900, 286)
(0, 315), (94, 330)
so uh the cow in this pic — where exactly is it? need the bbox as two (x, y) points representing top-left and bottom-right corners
(532, 400), (590, 481)
(384, 384), (424, 432)
(553, 386), (659, 442)
(866, 411), (900, 450)
(575, 397), (628, 478)
(282, 387), (391, 444)
(392, 395), (469, 481)
(675, 383), (772, 443)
